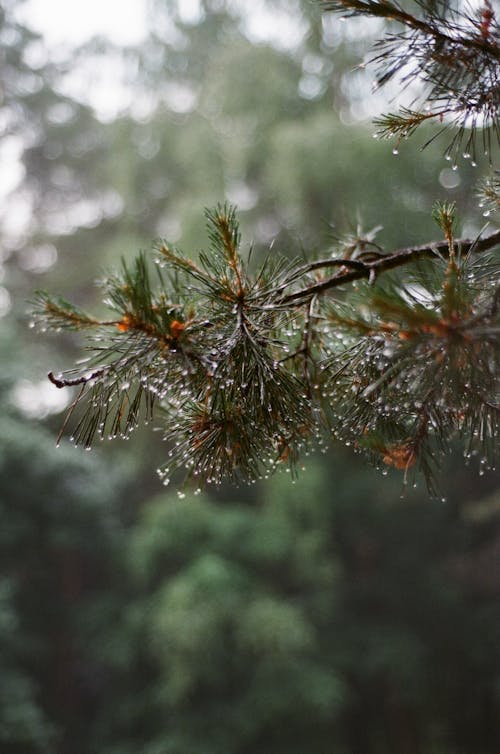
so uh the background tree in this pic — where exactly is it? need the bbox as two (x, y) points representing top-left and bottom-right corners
(80, 464), (500, 754)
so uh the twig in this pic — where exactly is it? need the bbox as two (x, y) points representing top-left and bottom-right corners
(48, 368), (106, 388)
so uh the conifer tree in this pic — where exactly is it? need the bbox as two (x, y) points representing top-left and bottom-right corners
(34, 0), (499, 495)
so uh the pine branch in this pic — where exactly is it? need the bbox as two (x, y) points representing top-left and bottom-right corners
(319, 0), (500, 160)
(280, 228), (500, 305)
(374, 107), (447, 143)
(32, 4), (500, 495)
(35, 203), (500, 495)
(323, 250), (500, 490)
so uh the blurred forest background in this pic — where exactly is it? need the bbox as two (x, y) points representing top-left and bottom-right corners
(0, 0), (499, 752)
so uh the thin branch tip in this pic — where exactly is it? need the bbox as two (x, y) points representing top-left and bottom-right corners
(48, 372), (64, 389)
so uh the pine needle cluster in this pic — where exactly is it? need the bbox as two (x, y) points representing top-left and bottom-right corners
(322, 0), (500, 163)
(323, 204), (499, 494)
(34, 207), (320, 486)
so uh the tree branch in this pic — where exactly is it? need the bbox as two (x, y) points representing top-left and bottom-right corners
(280, 228), (500, 305)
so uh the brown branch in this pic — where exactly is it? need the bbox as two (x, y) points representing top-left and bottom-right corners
(48, 368), (106, 389)
(280, 229), (500, 305)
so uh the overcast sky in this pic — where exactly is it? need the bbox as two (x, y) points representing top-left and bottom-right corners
(15, 0), (307, 52)
(15, 0), (149, 46)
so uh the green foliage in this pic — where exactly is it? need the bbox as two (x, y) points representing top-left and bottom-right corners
(82, 463), (500, 754)
(0, 581), (55, 753)
(0, 327), (128, 754)
(93, 475), (343, 753)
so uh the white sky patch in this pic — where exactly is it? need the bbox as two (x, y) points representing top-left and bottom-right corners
(0, 287), (12, 318)
(226, 180), (258, 211)
(15, 0), (148, 47)
(18, 243), (58, 274)
(0, 137), (25, 200)
(178, 0), (203, 25)
(240, 0), (307, 50)
(11, 2), (149, 124)
(10, 378), (70, 419)
(13, 0), (309, 120)
(55, 52), (137, 122)
(0, 190), (33, 245)
(43, 197), (103, 236)
(15, 0), (310, 52)
(162, 82), (199, 114)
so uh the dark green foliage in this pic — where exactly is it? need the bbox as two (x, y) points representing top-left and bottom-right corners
(0, 581), (55, 753)
(79, 463), (500, 754)
(1, 386), (498, 754)
(1, 349), (499, 754)
(0, 328), (128, 753)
